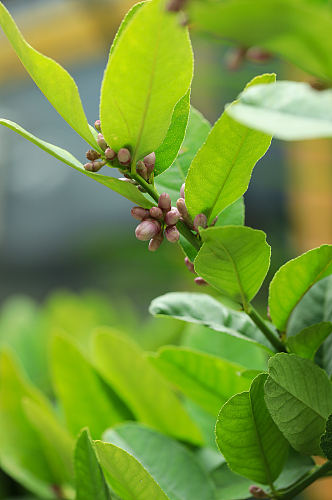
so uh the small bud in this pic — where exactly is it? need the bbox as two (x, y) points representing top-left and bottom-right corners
(180, 182), (185, 199)
(184, 257), (195, 274)
(135, 219), (161, 241)
(167, 0), (187, 12)
(150, 206), (164, 220)
(246, 47), (272, 64)
(176, 198), (193, 227)
(118, 148), (131, 166)
(94, 119), (101, 131)
(105, 147), (116, 161)
(165, 225), (180, 243)
(136, 160), (148, 180)
(148, 233), (164, 252)
(225, 47), (247, 71)
(86, 149), (101, 161)
(194, 277), (208, 286)
(91, 160), (106, 172)
(165, 208), (180, 226)
(97, 133), (108, 151)
(249, 486), (268, 499)
(143, 152), (156, 174)
(84, 162), (94, 172)
(211, 216), (218, 226)
(158, 192), (171, 212)
(193, 213), (207, 232)
(131, 206), (150, 221)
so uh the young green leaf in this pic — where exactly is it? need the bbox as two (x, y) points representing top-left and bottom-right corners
(195, 226), (271, 308)
(94, 441), (169, 500)
(320, 414), (332, 460)
(215, 198), (245, 227)
(287, 322), (332, 359)
(75, 429), (111, 500)
(185, 74), (274, 223)
(269, 244), (332, 332)
(100, 0), (193, 162)
(216, 374), (289, 485)
(0, 3), (97, 148)
(0, 119), (153, 208)
(149, 346), (251, 415)
(93, 328), (202, 444)
(103, 423), (216, 500)
(265, 353), (332, 455)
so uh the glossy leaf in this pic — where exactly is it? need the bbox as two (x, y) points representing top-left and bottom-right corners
(195, 226), (271, 307)
(287, 322), (332, 359)
(75, 429), (111, 500)
(269, 244), (332, 332)
(93, 328), (202, 444)
(0, 3), (97, 147)
(0, 119), (153, 208)
(215, 198), (245, 227)
(216, 374), (288, 485)
(100, 0), (193, 161)
(321, 414), (332, 460)
(265, 354), (332, 455)
(185, 75), (274, 223)
(103, 423), (215, 500)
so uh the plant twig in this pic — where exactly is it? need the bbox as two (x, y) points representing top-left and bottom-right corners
(277, 461), (332, 499)
(247, 305), (287, 353)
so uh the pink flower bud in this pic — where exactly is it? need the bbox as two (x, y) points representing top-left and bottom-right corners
(86, 149), (101, 161)
(246, 47), (272, 64)
(92, 160), (106, 172)
(150, 206), (164, 220)
(118, 148), (131, 166)
(165, 208), (180, 226)
(131, 206), (150, 221)
(194, 277), (208, 286)
(193, 213), (207, 232)
(136, 160), (148, 180)
(105, 147), (116, 160)
(249, 486), (268, 499)
(165, 225), (180, 243)
(94, 119), (101, 131)
(184, 257), (195, 274)
(176, 198), (193, 227)
(180, 183), (185, 199)
(143, 152), (156, 174)
(84, 162), (94, 171)
(97, 133), (108, 151)
(135, 219), (161, 241)
(167, 0), (187, 12)
(148, 233), (164, 252)
(158, 192), (171, 212)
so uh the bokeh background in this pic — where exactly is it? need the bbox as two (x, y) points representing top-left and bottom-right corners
(0, 0), (331, 498)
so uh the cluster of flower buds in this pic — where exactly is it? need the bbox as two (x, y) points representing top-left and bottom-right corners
(249, 486), (269, 499)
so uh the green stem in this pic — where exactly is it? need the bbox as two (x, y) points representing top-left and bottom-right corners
(131, 173), (159, 203)
(247, 305), (287, 353)
(277, 461), (332, 499)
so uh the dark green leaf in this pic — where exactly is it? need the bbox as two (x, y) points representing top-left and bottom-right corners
(321, 414), (332, 460)
(287, 322), (332, 359)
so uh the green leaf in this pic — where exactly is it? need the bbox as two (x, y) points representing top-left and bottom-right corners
(228, 81), (332, 140)
(51, 335), (130, 439)
(154, 91), (191, 176)
(100, 0), (193, 162)
(264, 353), (332, 455)
(269, 244), (332, 332)
(287, 322), (332, 359)
(149, 346), (251, 415)
(185, 75), (274, 223)
(93, 328), (202, 444)
(216, 374), (288, 485)
(94, 441), (169, 500)
(75, 429), (111, 500)
(0, 3), (97, 147)
(321, 414), (332, 460)
(0, 119), (153, 208)
(103, 423), (215, 500)
(215, 198), (245, 227)
(195, 226), (271, 307)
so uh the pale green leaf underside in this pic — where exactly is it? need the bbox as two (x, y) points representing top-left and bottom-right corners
(287, 322), (332, 359)
(0, 119), (153, 208)
(216, 374), (288, 485)
(0, 3), (97, 147)
(269, 244), (332, 332)
(265, 354), (332, 455)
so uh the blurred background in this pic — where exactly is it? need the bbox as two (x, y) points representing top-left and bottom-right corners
(0, 0), (331, 498)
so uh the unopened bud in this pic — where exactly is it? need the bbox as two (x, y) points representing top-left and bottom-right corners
(135, 219), (161, 241)
(118, 148), (131, 166)
(249, 486), (268, 499)
(167, 0), (187, 12)
(84, 161), (105, 173)
(131, 206), (150, 221)
(194, 277), (208, 286)
(184, 256), (195, 274)
(193, 213), (207, 232)
(158, 192), (171, 212)
(225, 47), (247, 71)
(86, 149), (101, 161)
(105, 147), (116, 161)
(84, 162), (94, 172)
(165, 225), (180, 243)
(211, 216), (218, 226)
(143, 152), (156, 174)
(97, 133), (108, 151)
(148, 233), (164, 252)
(165, 208), (180, 226)
(246, 47), (272, 64)
(176, 198), (193, 227)
(94, 119), (101, 131)
(180, 182), (185, 199)
(150, 206), (164, 220)
(136, 160), (148, 180)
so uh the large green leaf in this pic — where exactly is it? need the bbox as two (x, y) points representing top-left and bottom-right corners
(228, 81), (332, 140)
(93, 328), (202, 444)
(94, 441), (169, 500)
(185, 74), (274, 223)
(195, 226), (271, 307)
(149, 346), (251, 415)
(100, 0), (193, 162)
(51, 335), (129, 439)
(103, 423), (215, 500)
(287, 322), (332, 359)
(215, 198), (245, 227)
(0, 3), (97, 147)
(75, 429), (111, 500)
(0, 119), (153, 208)
(269, 244), (332, 332)
(321, 414), (332, 460)
(216, 374), (288, 485)
(264, 353), (332, 455)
